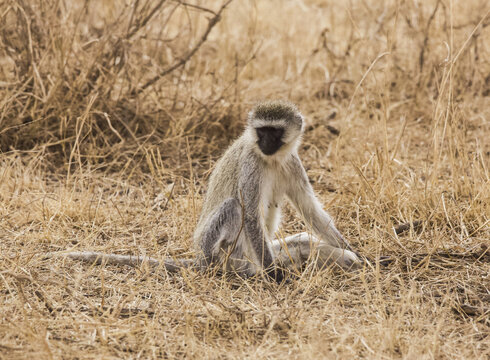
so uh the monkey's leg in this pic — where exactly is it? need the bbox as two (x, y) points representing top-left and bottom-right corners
(270, 232), (361, 271)
(198, 198), (245, 270)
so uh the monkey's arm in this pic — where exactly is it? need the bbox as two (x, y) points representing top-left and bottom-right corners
(285, 155), (354, 251)
(45, 251), (193, 273)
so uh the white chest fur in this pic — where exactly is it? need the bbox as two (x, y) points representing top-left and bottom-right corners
(260, 167), (286, 238)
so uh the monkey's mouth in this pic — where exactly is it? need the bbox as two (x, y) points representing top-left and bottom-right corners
(256, 127), (285, 155)
(258, 140), (284, 155)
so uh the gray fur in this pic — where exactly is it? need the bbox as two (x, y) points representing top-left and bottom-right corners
(271, 233), (359, 270)
(194, 100), (360, 277)
(250, 100), (303, 128)
(198, 198), (242, 267)
(45, 251), (193, 272)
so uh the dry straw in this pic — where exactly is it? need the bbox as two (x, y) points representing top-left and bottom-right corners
(0, 0), (489, 358)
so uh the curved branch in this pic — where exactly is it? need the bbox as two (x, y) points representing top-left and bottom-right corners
(135, 0), (234, 95)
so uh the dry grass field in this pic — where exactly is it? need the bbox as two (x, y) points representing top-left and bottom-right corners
(1, 0), (489, 358)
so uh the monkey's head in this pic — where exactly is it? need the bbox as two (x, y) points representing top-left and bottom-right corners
(247, 101), (304, 157)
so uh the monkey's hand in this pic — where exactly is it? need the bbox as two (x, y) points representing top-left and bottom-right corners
(265, 266), (288, 284)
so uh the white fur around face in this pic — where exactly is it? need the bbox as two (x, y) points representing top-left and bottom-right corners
(249, 116), (304, 144)
(251, 118), (288, 128)
(245, 125), (303, 163)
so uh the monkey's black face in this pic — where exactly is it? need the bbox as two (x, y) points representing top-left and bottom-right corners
(256, 126), (285, 155)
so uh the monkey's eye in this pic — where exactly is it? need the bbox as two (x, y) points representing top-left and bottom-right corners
(256, 127), (284, 141)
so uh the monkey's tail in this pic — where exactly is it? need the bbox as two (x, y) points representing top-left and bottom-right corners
(45, 251), (194, 273)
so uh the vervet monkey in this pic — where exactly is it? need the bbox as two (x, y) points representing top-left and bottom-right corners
(52, 101), (361, 282)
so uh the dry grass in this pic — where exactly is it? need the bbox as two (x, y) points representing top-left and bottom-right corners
(1, 0), (489, 358)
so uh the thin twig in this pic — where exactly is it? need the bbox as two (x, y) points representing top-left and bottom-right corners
(175, 0), (218, 16)
(125, 0), (167, 40)
(135, 0), (234, 94)
(347, 52), (390, 112)
(419, 0), (441, 73)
